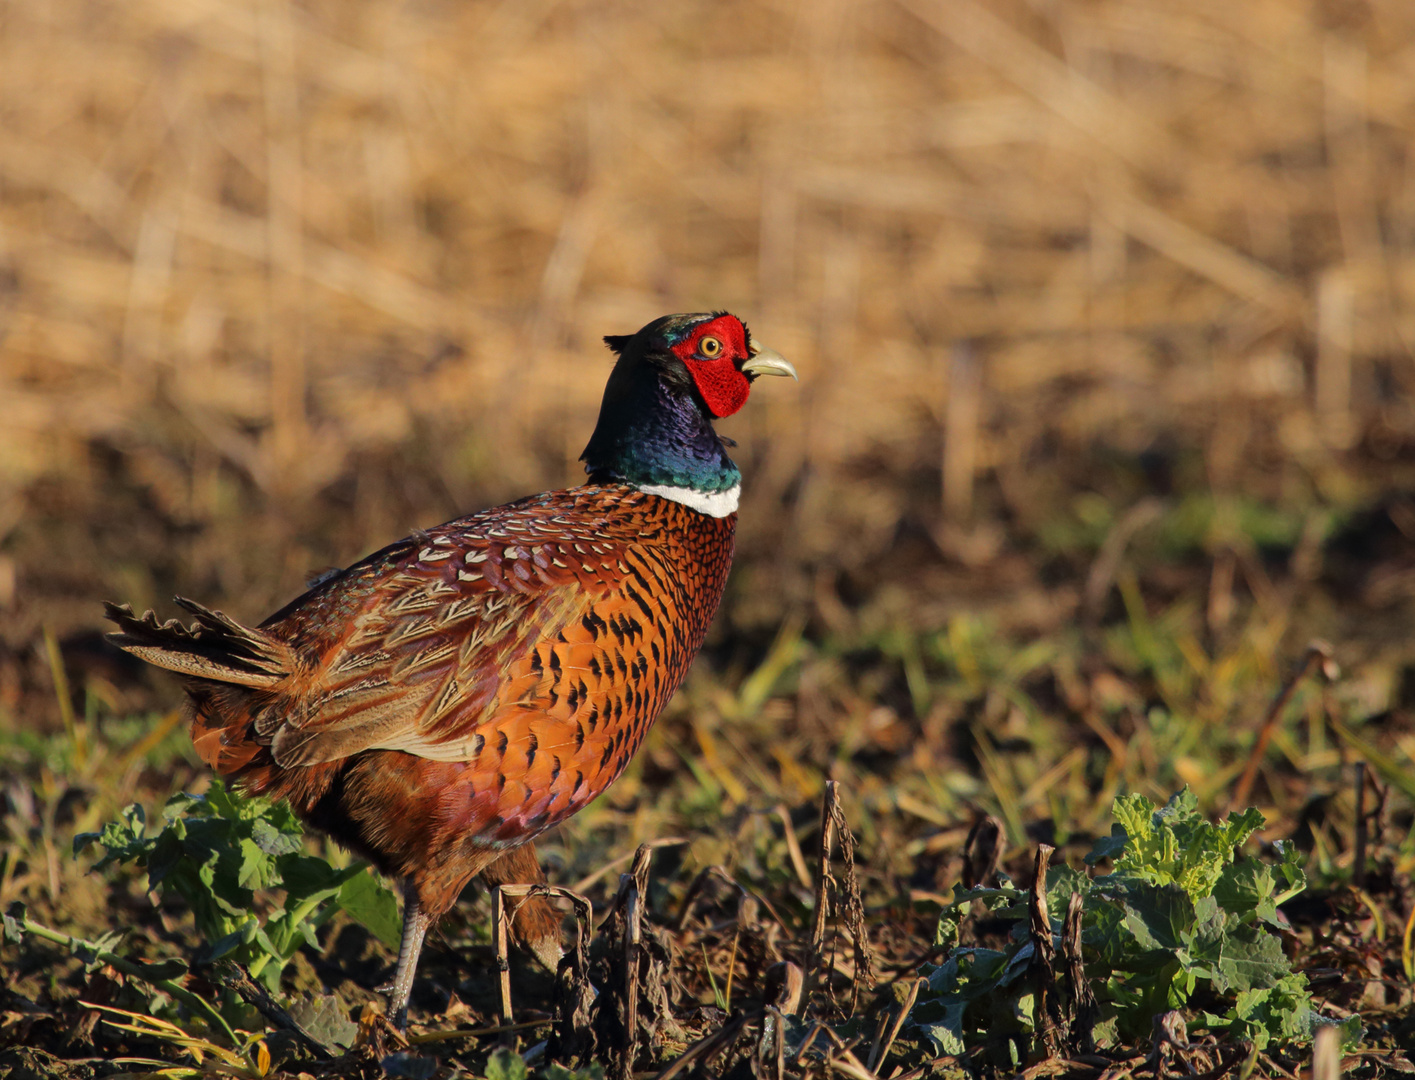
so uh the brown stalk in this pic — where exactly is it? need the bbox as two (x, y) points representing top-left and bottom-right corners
(652, 1012), (753, 1080)
(807, 779), (841, 1010)
(961, 815), (1006, 889)
(494, 883), (596, 1064)
(1230, 641), (1337, 812)
(1029, 844), (1061, 1058)
(493, 884), (513, 1026)
(212, 962), (336, 1060)
(808, 780), (876, 1014)
(613, 844), (653, 1080)
(1353, 761), (1367, 891)
(621, 874), (641, 1078)
(866, 976), (923, 1074)
(1312, 1024), (1342, 1080)
(818, 1023), (883, 1079)
(1063, 891), (1096, 1053)
(776, 803), (815, 891)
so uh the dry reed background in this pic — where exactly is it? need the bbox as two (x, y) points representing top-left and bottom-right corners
(3, 0), (1415, 706)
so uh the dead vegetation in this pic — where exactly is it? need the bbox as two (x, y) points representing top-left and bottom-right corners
(5, 0), (1415, 655)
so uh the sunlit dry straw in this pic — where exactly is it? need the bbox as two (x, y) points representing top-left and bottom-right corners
(2, 0), (1412, 644)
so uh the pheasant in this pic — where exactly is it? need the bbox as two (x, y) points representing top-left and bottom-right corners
(104, 312), (796, 1028)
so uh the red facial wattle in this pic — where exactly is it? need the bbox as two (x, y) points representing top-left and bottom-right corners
(669, 314), (753, 418)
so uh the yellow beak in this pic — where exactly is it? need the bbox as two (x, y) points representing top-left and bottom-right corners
(741, 342), (798, 381)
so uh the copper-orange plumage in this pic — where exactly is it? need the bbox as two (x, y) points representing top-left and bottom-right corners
(104, 312), (796, 1027)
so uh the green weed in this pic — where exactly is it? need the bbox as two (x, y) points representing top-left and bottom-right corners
(75, 780), (400, 999)
(910, 790), (1361, 1061)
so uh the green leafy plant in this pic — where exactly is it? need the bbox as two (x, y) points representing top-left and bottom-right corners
(479, 1047), (604, 1080)
(910, 790), (1360, 1061)
(75, 779), (400, 995)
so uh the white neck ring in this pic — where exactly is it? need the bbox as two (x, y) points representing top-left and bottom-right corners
(635, 482), (740, 517)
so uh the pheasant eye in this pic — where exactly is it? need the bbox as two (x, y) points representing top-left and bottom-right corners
(698, 336), (722, 358)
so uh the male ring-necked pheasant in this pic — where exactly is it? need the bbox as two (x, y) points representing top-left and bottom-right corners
(104, 312), (795, 1027)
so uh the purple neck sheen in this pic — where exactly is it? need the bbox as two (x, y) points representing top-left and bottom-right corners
(581, 362), (741, 494)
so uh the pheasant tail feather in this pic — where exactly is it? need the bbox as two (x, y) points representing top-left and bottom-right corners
(103, 599), (291, 688)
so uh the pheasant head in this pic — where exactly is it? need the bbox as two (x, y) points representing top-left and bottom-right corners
(580, 312), (796, 515)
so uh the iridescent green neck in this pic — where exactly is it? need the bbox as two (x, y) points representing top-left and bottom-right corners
(581, 366), (740, 494)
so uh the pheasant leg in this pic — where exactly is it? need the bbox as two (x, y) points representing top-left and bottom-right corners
(388, 879), (432, 1030)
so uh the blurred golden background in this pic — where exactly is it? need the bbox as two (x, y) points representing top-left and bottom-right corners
(4, 0), (1415, 723)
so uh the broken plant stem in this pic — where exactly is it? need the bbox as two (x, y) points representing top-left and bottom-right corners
(212, 962), (335, 1060)
(1029, 844), (1061, 1058)
(621, 863), (644, 1080)
(811, 781), (839, 955)
(493, 883), (514, 1024)
(492, 882), (594, 1063)
(807, 780), (877, 1013)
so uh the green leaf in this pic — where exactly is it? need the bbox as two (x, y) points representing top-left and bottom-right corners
(1090, 1013), (1120, 1049)
(484, 1046), (528, 1080)
(251, 817), (302, 857)
(75, 803), (148, 864)
(1214, 927), (1289, 993)
(337, 868), (402, 952)
(237, 837), (272, 891)
(935, 904), (962, 950)
(287, 995), (359, 1050)
(202, 781), (243, 821)
(1093, 788), (1269, 902)
(1112, 882), (1194, 952)
(1213, 859), (1280, 925)
(1086, 828), (1128, 866)
(1326, 1015), (1363, 1053)
(1219, 807), (1266, 852)
(1112, 793), (1158, 845)
(1083, 899), (1131, 969)
(294, 918), (320, 952)
(538, 1065), (605, 1080)
(145, 830), (185, 891)
(278, 854), (342, 899)
(1201, 972), (1313, 1050)
(78, 781), (391, 995)
(1045, 864), (1089, 922)
(1273, 841), (1307, 904)
(162, 790), (203, 821)
(913, 998), (968, 1055)
(1155, 787), (1200, 823)
(198, 919), (259, 964)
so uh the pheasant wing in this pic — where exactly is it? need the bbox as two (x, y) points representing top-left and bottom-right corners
(262, 492), (701, 847)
